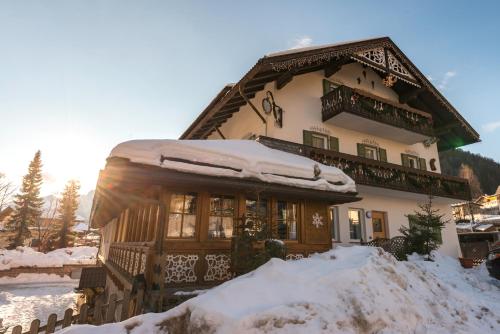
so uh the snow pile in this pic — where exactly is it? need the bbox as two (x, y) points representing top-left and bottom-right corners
(110, 140), (356, 193)
(72, 222), (89, 233)
(0, 246), (97, 270)
(61, 246), (500, 334)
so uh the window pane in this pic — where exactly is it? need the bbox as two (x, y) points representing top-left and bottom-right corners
(349, 209), (362, 240)
(289, 220), (297, 240)
(182, 215), (196, 237)
(311, 135), (326, 149)
(184, 194), (197, 214)
(208, 216), (222, 239)
(221, 198), (234, 215)
(170, 195), (185, 213)
(167, 213), (182, 237)
(210, 197), (221, 214)
(277, 201), (287, 220)
(222, 216), (233, 238)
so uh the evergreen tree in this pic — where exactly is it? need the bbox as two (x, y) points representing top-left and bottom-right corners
(8, 151), (44, 248)
(57, 180), (80, 248)
(399, 194), (448, 259)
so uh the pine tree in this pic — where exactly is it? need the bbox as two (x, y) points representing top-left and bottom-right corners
(57, 180), (80, 248)
(399, 194), (448, 259)
(8, 151), (44, 248)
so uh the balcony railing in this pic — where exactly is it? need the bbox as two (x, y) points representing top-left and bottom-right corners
(321, 85), (434, 137)
(257, 136), (471, 201)
(108, 242), (153, 280)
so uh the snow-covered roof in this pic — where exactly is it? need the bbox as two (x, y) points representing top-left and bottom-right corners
(475, 224), (494, 232)
(110, 140), (356, 193)
(72, 222), (89, 233)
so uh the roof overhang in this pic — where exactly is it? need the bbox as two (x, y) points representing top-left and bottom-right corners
(90, 158), (361, 228)
(180, 37), (479, 151)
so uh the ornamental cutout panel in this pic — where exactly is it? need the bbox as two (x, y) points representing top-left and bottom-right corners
(387, 51), (414, 79)
(140, 253), (147, 274)
(204, 254), (232, 282)
(355, 48), (386, 67)
(165, 254), (199, 283)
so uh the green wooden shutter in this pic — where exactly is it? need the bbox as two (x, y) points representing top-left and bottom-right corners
(357, 143), (365, 157)
(329, 136), (339, 152)
(401, 154), (410, 167)
(323, 79), (330, 95)
(419, 158), (427, 171)
(378, 148), (387, 162)
(303, 130), (313, 146)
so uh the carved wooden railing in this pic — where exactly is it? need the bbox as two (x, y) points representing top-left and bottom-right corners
(257, 136), (471, 200)
(108, 242), (153, 279)
(321, 85), (434, 137)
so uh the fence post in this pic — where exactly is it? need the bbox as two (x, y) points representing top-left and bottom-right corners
(134, 288), (144, 316)
(29, 319), (40, 334)
(120, 289), (131, 321)
(105, 294), (117, 323)
(78, 304), (89, 324)
(46, 314), (57, 334)
(62, 308), (74, 328)
(93, 298), (103, 325)
(11, 326), (22, 334)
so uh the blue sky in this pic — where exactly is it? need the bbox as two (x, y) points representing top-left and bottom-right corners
(1, 0), (499, 194)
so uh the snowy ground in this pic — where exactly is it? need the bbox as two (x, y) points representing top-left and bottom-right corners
(59, 246), (500, 334)
(0, 274), (78, 332)
(0, 246), (97, 270)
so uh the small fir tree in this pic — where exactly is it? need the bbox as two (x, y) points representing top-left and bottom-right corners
(8, 151), (44, 248)
(57, 180), (80, 248)
(399, 194), (448, 259)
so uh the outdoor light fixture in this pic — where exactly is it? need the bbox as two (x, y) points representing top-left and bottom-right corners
(262, 91), (283, 128)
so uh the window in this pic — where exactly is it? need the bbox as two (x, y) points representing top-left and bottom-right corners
(401, 154), (426, 171)
(303, 130), (339, 152)
(330, 206), (340, 242)
(245, 198), (268, 235)
(167, 193), (197, 238)
(208, 195), (235, 239)
(311, 133), (328, 149)
(323, 79), (339, 95)
(348, 208), (363, 241)
(276, 201), (298, 240)
(357, 143), (387, 162)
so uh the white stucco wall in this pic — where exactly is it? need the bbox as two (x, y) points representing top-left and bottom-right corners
(207, 62), (459, 256)
(209, 63), (441, 172)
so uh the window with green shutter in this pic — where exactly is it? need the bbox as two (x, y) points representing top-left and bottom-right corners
(304, 130), (339, 151)
(378, 148), (387, 162)
(418, 158), (427, 171)
(303, 130), (313, 147)
(329, 136), (339, 152)
(401, 153), (423, 169)
(323, 79), (339, 95)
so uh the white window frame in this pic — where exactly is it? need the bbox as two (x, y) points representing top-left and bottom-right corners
(311, 133), (329, 149)
(407, 155), (418, 169)
(348, 208), (365, 242)
(330, 206), (340, 242)
(364, 146), (378, 160)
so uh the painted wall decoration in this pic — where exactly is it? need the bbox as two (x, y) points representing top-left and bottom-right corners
(312, 212), (324, 228)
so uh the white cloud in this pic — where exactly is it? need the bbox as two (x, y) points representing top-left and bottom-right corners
(290, 36), (313, 49)
(437, 70), (457, 90)
(483, 121), (500, 133)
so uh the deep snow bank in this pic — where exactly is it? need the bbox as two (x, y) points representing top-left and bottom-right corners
(62, 246), (500, 334)
(0, 246), (97, 270)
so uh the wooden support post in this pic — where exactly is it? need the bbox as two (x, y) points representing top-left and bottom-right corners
(78, 304), (89, 324)
(120, 289), (131, 321)
(93, 298), (103, 325)
(46, 314), (57, 333)
(106, 293), (117, 323)
(276, 72), (293, 90)
(62, 308), (73, 328)
(29, 319), (40, 334)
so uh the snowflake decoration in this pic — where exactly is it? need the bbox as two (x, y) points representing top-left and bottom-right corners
(312, 212), (324, 228)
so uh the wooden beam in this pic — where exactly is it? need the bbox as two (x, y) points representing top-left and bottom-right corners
(276, 72), (293, 90)
(216, 127), (226, 139)
(399, 87), (426, 104)
(324, 58), (349, 78)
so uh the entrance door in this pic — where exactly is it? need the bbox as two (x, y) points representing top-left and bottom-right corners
(371, 211), (387, 239)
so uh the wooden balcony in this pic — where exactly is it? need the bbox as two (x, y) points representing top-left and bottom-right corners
(256, 136), (471, 201)
(321, 85), (434, 144)
(108, 242), (154, 282)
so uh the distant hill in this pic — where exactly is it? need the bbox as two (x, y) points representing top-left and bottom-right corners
(440, 149), (500, 195)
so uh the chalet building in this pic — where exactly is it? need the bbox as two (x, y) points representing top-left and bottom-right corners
(91, 37), (478, 310)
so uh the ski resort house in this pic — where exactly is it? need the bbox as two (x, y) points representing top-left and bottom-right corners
(90, 37), (478, 309)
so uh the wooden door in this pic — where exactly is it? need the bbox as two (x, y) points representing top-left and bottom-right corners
(371, 211), (387, 239)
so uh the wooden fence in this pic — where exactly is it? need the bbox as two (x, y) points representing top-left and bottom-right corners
(7, 289), (144, 334)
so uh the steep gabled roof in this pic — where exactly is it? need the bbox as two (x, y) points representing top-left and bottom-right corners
(180, 37), (479, 151)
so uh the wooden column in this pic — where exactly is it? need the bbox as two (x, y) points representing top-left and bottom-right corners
(199, 192), (209, 242)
